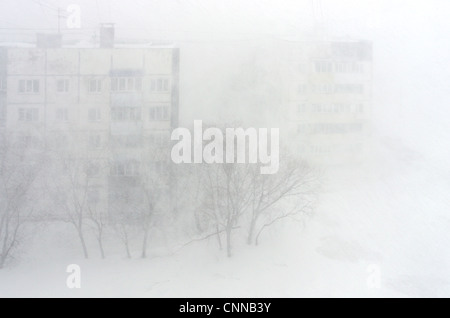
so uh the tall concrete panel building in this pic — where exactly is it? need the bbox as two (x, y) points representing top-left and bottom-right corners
(281, 39), (372, 165)
(0, 27), (180, 217)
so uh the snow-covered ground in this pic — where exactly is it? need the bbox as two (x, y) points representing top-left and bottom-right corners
(1, 133), (448, 298)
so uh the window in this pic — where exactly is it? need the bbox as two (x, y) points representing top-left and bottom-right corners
(19, 135), (32, 147)
(149, 132), (169, 147)
(311, 104), (320, 112)
(298, 64), (306, 73)
(310, 84), (333, 94)
(150, 161), (168, 175)
(88, 134), (101, 149)
(149, 78), (170, 92)
(318, 84), (333, 94)
(111, 107), (123, 121)
(297, 104), (307, 113)
(125, 162), (139, 176)
(298, 84), (307, 94)
(315, 61), (332, 73)
(0, 78), (6, 92)
(299, 123), (363, 135)
(110, 161), (140, 177)
(88, 108), (101, 122)
(87, 187), (100, 204)
(126, 135), (141, 148)
(334, 84), (364, 94)
(118, 78), (125, 91)
(89, 79), (102, 93)
(86, 163), (100, 178)
(111, 135), (142, 148)
(352, 63), (362, 73)
(135, 78), (142, 91)
(129, 107), (141, 121)
(297, 124), (307, 134)
(55, 134), (68, 148)
(323, 104), (333, 112)
(310, 103), (335, 113)
(0, 102), (5, 125)
(309, 145), (332, 154)
(19, 80), (39, 94)
(335, 62), (363, 74)
(149, 105), (169, 121)
(18, 108), (39, 122)
(111, 77), (142, 92)
(111, 107), (141, 122)
(332, 103), (351, 113)
(358, 64), (364, 73)
(56, 79), (70, 93)
(56, 108), (68, 121)
(18, 135), (40, 148)
(358, 103), (364, 113)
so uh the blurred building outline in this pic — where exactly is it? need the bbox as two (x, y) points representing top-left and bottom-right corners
(0, 25), (180, 215)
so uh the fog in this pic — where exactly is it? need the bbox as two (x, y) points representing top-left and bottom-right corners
(0, 0), (449, 298)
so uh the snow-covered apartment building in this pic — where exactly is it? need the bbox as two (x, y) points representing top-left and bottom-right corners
(0, 25), (180, 214)
(280, 39), (373, 164)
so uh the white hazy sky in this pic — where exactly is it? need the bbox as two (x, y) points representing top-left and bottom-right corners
(0, 0), (449, 40)
(0, 0), (449, 157)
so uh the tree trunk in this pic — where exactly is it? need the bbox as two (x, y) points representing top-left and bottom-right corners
(194, 212), (203, 233)
(121, 228), (132, 259)
(77, 227), (89, 259)
(141, 230), (148, 259)
(216, 224), (222, 250)
(124, 241), (131, 259)
(97, 237), (105, 259)
(255, 227), (264, 246)
(94, 223), (105, 259)
(226, 226), (232, 258)
(0, 242), (8, 269)
(247, 216), (257, 245)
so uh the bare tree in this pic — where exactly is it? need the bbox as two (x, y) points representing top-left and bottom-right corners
(87, 202), (108, 259)
(200, 162), (254, 257)
(137, 142), (171, 259)
(172, 162), (213, 242)
(246, 158), (317, 245)
(108, 137), (172, 259)
(84, 160), (110, 259)
(138, 182), (163, 259)
(108, 173), (139, 259)
(49, 152), (98, 259)
(111, 211), (134, 259)
(0, 133), (43, 268)
(190, 140), (318, 256)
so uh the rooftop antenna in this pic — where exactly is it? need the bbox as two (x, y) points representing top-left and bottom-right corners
(311, 0), (328, 39)
(57, 7), (62, 33)
(312, 0), (324, 26)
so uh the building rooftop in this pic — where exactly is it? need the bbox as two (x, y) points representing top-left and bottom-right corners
(0, 41), (177, 49)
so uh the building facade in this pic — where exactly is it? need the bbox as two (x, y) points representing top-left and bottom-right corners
(280, 39), (373, 165)
(0, 34), (180, 217)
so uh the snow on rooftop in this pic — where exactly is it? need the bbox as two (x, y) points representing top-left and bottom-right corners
(0, 41), (177, 49)
(0, 42), (35, 48)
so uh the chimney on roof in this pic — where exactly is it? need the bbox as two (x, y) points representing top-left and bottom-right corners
(36, 33), (62, 48)
(100, 23), (115, 48)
